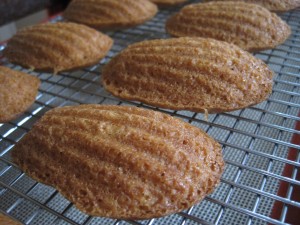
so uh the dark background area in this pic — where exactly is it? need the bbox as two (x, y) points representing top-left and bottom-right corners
(0, 0), (71, 26)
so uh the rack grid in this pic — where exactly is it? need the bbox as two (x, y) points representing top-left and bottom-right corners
(0, 1), (299, 224)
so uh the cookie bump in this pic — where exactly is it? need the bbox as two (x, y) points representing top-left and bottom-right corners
(12, 105), (224, 219)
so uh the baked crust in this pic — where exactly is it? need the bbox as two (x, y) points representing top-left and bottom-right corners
(0, 213), (21, 225)
(165, 1), (291, 51)
(102, 37), (274, 113)
(12, 104), (224, 219)
(0, 66), (40, 123)
(203, 0), (300, 12)
(3, 22), (113, 73)
(63, 0), (158, 30)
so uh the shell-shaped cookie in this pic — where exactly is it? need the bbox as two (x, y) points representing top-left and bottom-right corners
(0, 213), (21, 225)
(63, 0), (158, 30)
(150, 0), (188, 7)
(12, 104), (224, 219)
(204, 0), (300, 12)
(165, 1), (291, 51)
(3, 22), (113, 73)
(102, 37), (274, 113)
(0, 66), (40, 123)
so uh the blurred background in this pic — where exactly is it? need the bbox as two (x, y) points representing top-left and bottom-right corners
(0, 0), (71, 42)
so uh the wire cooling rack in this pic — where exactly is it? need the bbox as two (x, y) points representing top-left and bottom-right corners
(0, 1), (300, 224)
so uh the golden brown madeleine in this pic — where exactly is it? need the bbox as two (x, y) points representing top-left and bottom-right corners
(203, 0), (300, 12)
(0, 213), (22, 225)
(63, 0), (158, 30)
(102, 37), (274, 114)
(165, 1), (291, 52)
(150, 0), (188, 7)
(3, 22), (113, 73)
(0, 66), (40, 123)
(12, 104), (224, 219)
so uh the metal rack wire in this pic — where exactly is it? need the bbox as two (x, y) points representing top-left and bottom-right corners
(0, 1), (300, 224)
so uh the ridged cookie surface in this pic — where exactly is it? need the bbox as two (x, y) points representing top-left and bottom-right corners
(166, 1), (291, 51)
(63, 0), (158, 30)
(102, 37), (273, 113)
(0, 66), (40, 123)
(0, 213), (21, 225)
(12, 104), (224, 219)
(4, 22), (113, 73)
(204, 0), (300, 12)
(150, 0), (188, 7)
